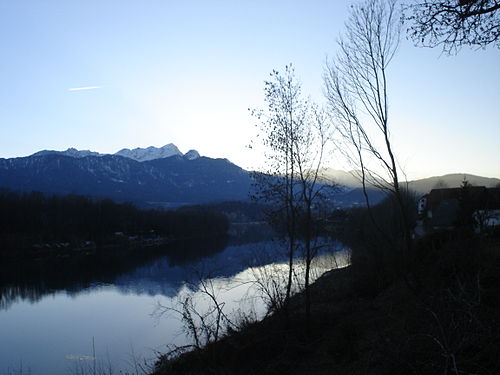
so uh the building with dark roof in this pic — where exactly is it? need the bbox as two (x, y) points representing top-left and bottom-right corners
(414, 187), (500, 238)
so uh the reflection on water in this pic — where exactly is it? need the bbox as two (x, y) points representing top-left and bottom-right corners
(0, 237), (228, 310)
(0, 238), (349, 375)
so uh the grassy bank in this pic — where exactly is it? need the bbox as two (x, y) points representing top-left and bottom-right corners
(152, 237), (500, 375)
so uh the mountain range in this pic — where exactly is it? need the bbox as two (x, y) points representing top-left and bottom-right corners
(1, 146), (498, 207)
(31, 143), (199, 162)
(320, 168), (500, 196)
(0, 145), (250, 206)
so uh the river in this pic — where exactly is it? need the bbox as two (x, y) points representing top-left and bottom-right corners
(0, 239), (349, 375)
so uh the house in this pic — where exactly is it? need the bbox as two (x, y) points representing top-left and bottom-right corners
(414, 186), (500, 238)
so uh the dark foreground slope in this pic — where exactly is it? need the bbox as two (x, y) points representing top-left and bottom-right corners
(153, 237), (500, 375)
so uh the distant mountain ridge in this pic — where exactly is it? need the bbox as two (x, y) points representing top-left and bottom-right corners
(32, 148), (103, 159)
(0, 148), (250, 205)
(407, 173), (500, 195)
(321, 169), (499, 192)
(1, 149), (497, 207)
(30, 143), (200, 162)
(319, 168), (500, 206)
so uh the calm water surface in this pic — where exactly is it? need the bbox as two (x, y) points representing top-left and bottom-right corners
(0, 240), (349, 375)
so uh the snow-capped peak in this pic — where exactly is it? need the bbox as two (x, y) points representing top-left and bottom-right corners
(29, 143), (200, 162)
(184, 149), (200, 160)
(114, 143), (183, 162)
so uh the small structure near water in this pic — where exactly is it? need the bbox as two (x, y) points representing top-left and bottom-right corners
(414, 186), (500, 238)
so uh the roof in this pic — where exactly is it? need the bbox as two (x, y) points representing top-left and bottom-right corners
(422, 186), (500, 230)
(426, 186), (500, 212)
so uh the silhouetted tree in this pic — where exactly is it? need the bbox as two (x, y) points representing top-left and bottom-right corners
(294, 106), (332, 331)
(404, 0), (500, 54)
(456, 177), (475, 234)
(324, 0), (412, 253)
(251, 65), (331, 326)
(250, 65), (301, 311)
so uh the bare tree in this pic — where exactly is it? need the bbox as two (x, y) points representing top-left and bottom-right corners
(404, 0), (500, 54)
(294, 106), (331, 330)
(324, 0), (412, 251)
(251, 65), (332, 327)
(153, 274), (234, 351)
(250, 65), (302, 314)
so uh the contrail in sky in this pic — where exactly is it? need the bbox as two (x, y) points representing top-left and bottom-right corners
(68, 86), (102, 91)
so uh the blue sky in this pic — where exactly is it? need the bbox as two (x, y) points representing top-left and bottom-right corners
(0, 0), (499, 179)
